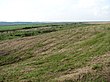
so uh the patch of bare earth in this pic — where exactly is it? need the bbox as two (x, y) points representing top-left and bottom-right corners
(0, 50), (9, 56)
(55, 52), (110, 82)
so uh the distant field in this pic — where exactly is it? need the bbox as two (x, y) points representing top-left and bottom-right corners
(0, 23), (68, 31)
(85, 21), (110, 24)
(0, 24), (41, 30)
(0, 23), (93, 41)
(1, 22), (109, 31)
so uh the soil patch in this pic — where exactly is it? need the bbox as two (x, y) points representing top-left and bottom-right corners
(0, 50), (9, 56)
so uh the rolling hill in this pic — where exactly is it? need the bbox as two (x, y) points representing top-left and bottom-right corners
(0, 23), (110, 82)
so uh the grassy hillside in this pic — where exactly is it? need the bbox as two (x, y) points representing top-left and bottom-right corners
(0, 24), (110, 82)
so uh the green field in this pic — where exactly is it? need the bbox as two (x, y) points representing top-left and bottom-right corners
(0, 23), (89, 41)
(0, 23), (68, 31)
(0, 23), (110, 82)
(0, 24), (37, 30)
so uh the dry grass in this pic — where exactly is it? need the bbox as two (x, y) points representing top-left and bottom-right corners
(56, 52), (110, 82)
(0, 24), (110, 82)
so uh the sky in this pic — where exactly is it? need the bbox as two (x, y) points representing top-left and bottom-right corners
(0, 0), (110, 22)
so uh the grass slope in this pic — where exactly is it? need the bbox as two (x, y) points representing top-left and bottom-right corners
(0, 24), (110, 82)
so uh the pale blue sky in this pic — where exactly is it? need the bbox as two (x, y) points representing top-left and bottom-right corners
(0, 0), (110, 22)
